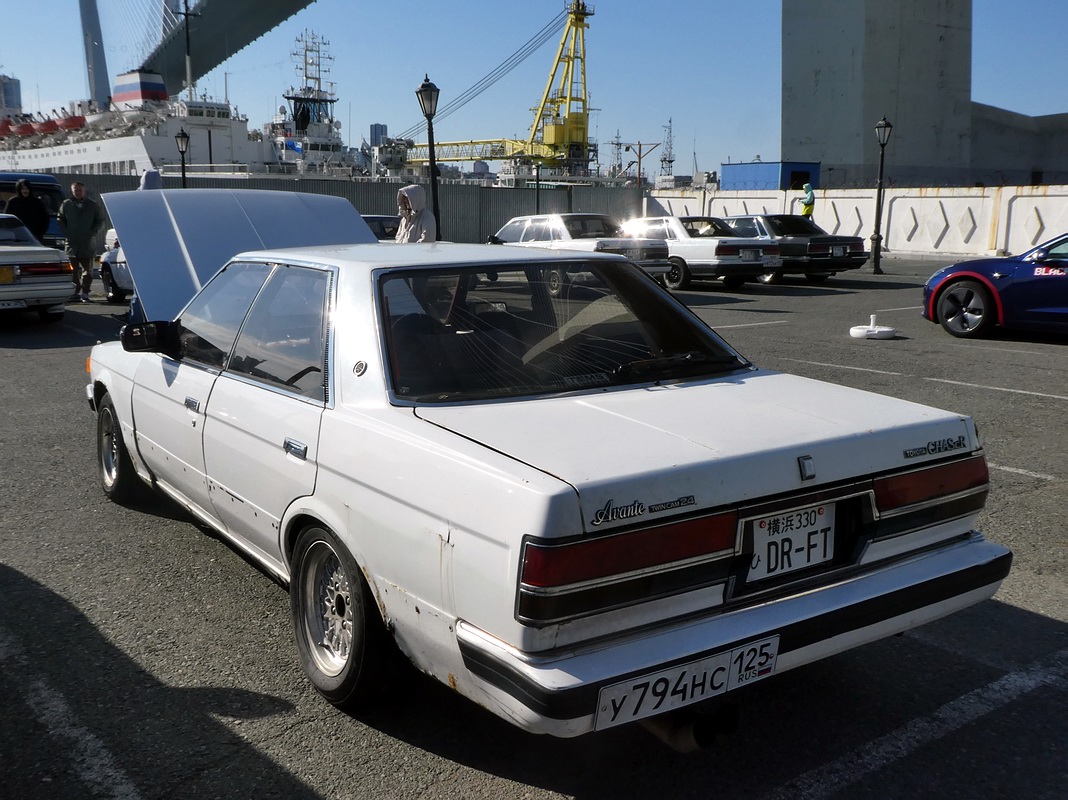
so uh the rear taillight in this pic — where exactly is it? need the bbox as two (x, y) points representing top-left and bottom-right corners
(809, 243), (830, 254)
(522, 512), (737, 588)
(716, 243), (740, 256)
(20, 261), (74, 276)
(518, 511), (738, 623)
(873, 454), (989, 512)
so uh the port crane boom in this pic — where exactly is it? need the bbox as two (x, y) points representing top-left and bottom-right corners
(406, 1), (595, 174)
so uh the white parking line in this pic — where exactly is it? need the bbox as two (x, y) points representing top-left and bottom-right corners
(924, 378), (1068, 401)
(787, 358), (903, 375)
(760, 648), (1068, 800)
(988, 463), (1060, 481)
(713, 320), (789, 330)
(875, 306), (924, 313)
(0, 629), (143, 799)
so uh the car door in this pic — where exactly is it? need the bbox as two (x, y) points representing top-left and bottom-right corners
(130, 261), (272, 521)
(202, 263), (332, 567)
(1005, 239), (1068, 330)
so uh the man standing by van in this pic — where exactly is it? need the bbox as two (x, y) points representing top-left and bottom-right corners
(58, 181), (105, 302)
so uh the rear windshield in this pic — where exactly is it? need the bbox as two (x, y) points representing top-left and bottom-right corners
(0, 182), (64, 215)
(0, 216), (40, 245)
(680, 217), (737, 238)
(379, 260), (748, 403)
(561, 215), (622, 239)
(765, 216), (827, 236)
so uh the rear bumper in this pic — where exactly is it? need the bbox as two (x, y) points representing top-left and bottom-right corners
(455, 533), (1011, 737)
(687, 261), (773, 279)
(0, 285), (72, 309)
(780, 255), (870, 274)
(635, 258), (671, 276)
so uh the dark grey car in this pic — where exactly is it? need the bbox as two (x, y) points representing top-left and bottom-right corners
(723, 214), (869, 284)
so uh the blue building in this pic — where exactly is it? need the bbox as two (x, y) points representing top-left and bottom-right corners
(719, 161), (820, 191)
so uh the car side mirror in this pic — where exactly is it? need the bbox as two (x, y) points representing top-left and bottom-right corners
(487, 234), (504, 245)
(1030, 247), (1049, 261)
(120, 321), (180, 359)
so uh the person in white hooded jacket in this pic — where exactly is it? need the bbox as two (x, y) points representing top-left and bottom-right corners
(394, 184), (437, 242)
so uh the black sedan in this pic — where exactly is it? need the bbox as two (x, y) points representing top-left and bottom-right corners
(722, 214), (869, 284)
(922, 233), (1068, 338)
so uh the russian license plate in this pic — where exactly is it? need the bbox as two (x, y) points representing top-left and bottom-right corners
(748, 503), (835, 582)
(831, 245), (847, 257)
(0, 266), (15, 284)
(740, 248), (760, 261)
(595, 636), (779, 730)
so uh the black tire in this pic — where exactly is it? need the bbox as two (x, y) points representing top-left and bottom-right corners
(97, 392), (143, 502)
(757, 270), (783, 285)
(546, 268), (569, 298)
(805, 273), (831, 284)
(290, 525), (390, 710)
(936, 279), (994, 338)
(721, 275), (746, 290)
(664, 258), (691, 290)
(37, 307), (65, 323)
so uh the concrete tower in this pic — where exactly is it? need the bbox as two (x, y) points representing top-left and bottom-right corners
(782, 0), (974, 186)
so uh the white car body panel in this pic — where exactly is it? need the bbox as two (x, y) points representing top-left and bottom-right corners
(85, 191), (1011, 739)
(624, 216), (782, 279)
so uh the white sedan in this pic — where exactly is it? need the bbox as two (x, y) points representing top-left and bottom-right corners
(0, 213), (73, 322)
(86, 190), (1011, 747)
(623, 215), (783, 291)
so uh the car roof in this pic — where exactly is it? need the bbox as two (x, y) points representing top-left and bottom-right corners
(237, 241), (629, 271)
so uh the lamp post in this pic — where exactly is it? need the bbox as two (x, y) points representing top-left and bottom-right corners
(415, 75), (441, 240)
(871, 116), (893, 275)
(175, 127), (190, 188)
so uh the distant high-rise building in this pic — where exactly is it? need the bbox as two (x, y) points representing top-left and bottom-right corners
(370, 123), (387, 147)
(0, 74), (22, 116)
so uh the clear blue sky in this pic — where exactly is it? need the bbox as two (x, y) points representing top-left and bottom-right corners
(4, 0), (1066, 177)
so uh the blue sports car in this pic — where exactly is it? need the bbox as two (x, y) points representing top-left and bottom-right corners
(922, 233), (1068, 337)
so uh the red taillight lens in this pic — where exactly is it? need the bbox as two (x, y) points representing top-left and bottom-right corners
(716, 243), (740, 256)
(873, 455), (988, 511)
(20, 261), (74, 276)
(809, 243), (830, 254)
(521, 511), (738, 588)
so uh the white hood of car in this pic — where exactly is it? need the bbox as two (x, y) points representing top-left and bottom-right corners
(102, 189), (375, 320)
(416, 370), (974, 531)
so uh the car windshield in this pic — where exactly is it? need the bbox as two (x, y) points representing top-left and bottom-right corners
(561, 215), (622, 239)
(379, 261), (748, 402)
(765, 216), (827, 236)
(0, 216), (41, 246)
(681, 217), (737, 238)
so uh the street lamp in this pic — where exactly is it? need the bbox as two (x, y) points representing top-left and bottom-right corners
(415, 75), (441, 240)
(871, 116), (893, 275)
(174, 127), (190, 188)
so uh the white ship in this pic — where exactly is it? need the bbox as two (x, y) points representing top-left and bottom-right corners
(0, 33), (367, 179)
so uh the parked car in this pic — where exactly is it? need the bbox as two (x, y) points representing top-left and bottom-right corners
(361, 214), (401, 241)
(922, 233), (1068, 337)
(0, 172), (67, 250)
(98, 228), (134, 303)
(87, 189), (1010, 745)
(722, 214), (868, 284)
(0, 213), (73, 322)
(489, 213), (670, 294)
(621, 215), (782, 290)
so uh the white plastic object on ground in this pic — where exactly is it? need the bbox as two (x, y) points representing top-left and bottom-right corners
(850, 314), (897, 339)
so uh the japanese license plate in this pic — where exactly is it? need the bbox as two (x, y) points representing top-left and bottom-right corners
(595, 636), (779, 730)
(831, 245), (847, 257)
(765, 256), (783, 267)
(740, 248), (760, 261)
(0, 299), (27, 309)
(748, 503), (835, 582)
(0, 266), (15, 284)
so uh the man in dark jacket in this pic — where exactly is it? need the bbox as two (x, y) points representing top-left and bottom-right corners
(58, 181), (106, 302)
(3, 179), (50, 242)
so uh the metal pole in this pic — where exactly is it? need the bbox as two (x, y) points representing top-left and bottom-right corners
(180, 151), (187, 188)
(872, 142), (886, 275)
(426, 116), (440, 240)
(535, 163), (541, 213)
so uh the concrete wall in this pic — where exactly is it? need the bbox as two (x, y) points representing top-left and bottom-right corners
(649, 184), (1068, 258)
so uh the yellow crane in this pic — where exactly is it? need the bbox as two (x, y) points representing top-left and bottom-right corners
(406, 1), (596, 174)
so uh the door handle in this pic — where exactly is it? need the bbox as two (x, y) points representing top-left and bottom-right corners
(184, 396), (200, 412)
(284, 438), (308, 460)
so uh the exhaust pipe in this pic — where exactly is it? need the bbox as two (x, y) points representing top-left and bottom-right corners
(641, 703), (739, 753)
